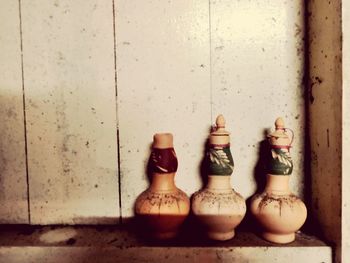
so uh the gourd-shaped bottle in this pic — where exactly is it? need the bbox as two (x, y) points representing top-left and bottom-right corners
(192, 115), (246, 240)
(250, 117), (307, 244)
(135, 133), (190, 239)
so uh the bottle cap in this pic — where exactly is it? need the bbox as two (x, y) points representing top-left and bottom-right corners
(268, 117), (289, 139)
(209, 114), (230, 145)
(268, 117), (293, 148)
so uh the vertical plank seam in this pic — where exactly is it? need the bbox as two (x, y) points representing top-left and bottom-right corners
(208, 0), (213, 123)
(303, 0), (312, 215)
(18, 0), (31, 224)
(112, 0), (122, 224)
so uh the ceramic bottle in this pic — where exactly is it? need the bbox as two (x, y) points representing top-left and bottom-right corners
(250, 117), (307, 244)
(191, 115), (246, 241)
(135, 133), (190, 239)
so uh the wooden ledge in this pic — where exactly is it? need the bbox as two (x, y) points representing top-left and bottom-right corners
(0, 225), (332, 262)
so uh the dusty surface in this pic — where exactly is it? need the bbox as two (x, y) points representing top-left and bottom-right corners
(0, 224), (329, 247)
(0, 225), (332, 262)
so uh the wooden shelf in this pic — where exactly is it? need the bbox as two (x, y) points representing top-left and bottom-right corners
(0, 225), (332, 262)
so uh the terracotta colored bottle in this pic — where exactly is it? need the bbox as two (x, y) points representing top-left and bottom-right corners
(250, 117), (307, 244)
(191, 115), (246, 240)
(135, 133), (190, 239)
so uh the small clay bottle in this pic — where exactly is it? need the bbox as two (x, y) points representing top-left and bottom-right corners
(250, 117), (307, 244)
(191, 115), (246, 240)
(135, 133), (190, 239)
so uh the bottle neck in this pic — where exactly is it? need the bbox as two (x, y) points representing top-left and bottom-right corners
(150, 172), (176, 191)
(265, 174), (291, 195)
(206, 175), (232, 191)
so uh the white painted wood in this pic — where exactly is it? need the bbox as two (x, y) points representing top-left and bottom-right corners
(342, 0), (350, 262)
(210, 0), (305, 198)
(115, 0), (211, 218)
(21, 0), (119, 224)
(0, 0), (28, 223)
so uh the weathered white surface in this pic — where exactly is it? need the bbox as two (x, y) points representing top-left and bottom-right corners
(210, 0), (305, 198)
(21, 0), (119, 224)
(343, 0), (350, 262)
(0, 0), (28, 223)
(0, 246), (332, 263)
(0, 225), (332, 262)
(308, 0), (342, 262)
(116, 0), (211, 218)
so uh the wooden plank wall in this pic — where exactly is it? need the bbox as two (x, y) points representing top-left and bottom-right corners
(343, 0), (350, 261)
(115, 0), (211, 219)
(0, 0), (29, 223)
(0, 0), (305, 223)
(116, 0), (305, 219)
(20, 0), (119, 224)
(210, 0), (305, 198)
(307, 0), (342, 262)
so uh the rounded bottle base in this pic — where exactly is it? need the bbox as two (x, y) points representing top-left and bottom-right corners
(262, 232), (295, 244)
(207, 230), (235, 241)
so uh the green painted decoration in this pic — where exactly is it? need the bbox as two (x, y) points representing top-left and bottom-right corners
(208, 145), (234, 175)
(268, 148), (293, 175)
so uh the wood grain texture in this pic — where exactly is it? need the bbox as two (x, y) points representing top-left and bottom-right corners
(342, 1), (350, 262)
(115, 0), (211, 218)
(307, 0), (342, 262)
(210, 0), (305, 198)
(0, 0), (28, 223)
(21, 0), (119, 224)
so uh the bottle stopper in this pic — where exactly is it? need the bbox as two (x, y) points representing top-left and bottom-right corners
(209, 114), (230, 145)
(153, 133), (174, 149)
(268, 117), (293, 148)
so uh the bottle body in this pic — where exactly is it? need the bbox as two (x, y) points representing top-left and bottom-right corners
(192, 176), (246, 240)
(250, 118), (307, 244)
(135, 173), (190, 239)
(191, 115), (246, 240)
(134, 133), (190, 239)
(250, 174), (307, 243)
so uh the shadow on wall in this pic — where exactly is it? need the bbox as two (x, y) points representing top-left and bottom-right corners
(198, 138), (210, 189)
(197, 125), (215, 189)
(0, 93), (28, 223)
(238, 129), (270, 233)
